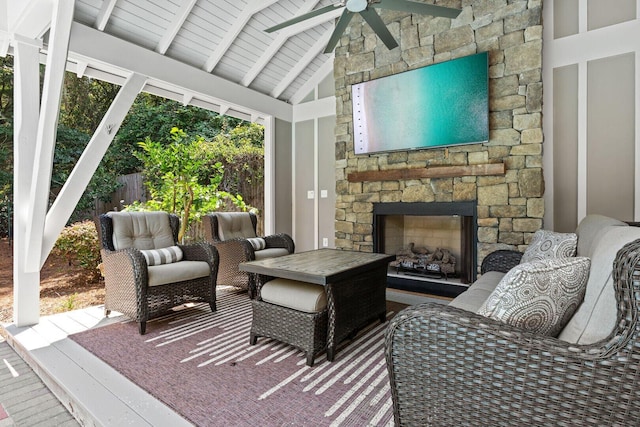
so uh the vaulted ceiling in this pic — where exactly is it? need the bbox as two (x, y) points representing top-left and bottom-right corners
(3, 0), (342, 121)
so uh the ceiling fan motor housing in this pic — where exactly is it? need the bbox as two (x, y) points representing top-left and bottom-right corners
(346, 0), (369, 13)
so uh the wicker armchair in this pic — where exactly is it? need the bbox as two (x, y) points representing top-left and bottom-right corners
(203, 212), (294, 297)
(385, 239), (640, 426)
(480, 249), (523, 273)
(99, 211), (218, 334)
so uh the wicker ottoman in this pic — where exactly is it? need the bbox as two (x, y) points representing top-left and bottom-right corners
(249, 278), (328, 366)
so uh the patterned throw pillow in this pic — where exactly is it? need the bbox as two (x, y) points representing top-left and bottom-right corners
(520, 229), (578, 264)
(246, 237), (266, 251)
(140, 246), (183, 266)
(477, 257), (591, 337)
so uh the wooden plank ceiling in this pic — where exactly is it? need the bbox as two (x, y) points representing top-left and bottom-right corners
(72, 0), (338, 109)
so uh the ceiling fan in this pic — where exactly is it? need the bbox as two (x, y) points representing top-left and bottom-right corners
(265, 0), (462, 54)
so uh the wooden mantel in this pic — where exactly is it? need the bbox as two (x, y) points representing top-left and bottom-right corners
(347, 163), (506, 182)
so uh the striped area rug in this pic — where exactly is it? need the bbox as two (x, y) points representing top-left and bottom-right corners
(70, 287), (407, 426)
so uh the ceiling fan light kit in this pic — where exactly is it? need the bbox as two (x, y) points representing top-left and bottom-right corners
(266, 0), (462, 53)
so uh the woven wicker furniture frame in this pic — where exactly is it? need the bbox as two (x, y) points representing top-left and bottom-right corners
(99, 213), (219, 335)
(250, 299), (328, 366)
(241, 249), (394, 362)
(385, 239), (640, 426)
(203, 213), (294, 297)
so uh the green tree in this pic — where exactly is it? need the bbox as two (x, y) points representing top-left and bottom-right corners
(59, 74), (119, 134)
(109, 94), (245, 175)
(133, 127), (248, 242)
(52, 125), (122, 222)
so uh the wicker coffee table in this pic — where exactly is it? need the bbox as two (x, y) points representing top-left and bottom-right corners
(240, 249), (394, 362)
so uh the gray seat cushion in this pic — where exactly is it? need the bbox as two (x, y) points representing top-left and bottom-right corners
(449, 271), (505, 312)
(558, 223), (640, 344)
(147, 260), (211, 287)
(215, 212), (257, 240)
(260, 278), (327, 313)
(109, 211), (175, 250)
(254, 247), (290, 260)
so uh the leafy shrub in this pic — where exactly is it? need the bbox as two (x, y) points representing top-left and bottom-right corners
(53, 220), (101, 282)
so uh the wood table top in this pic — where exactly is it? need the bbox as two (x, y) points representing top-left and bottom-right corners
(239, 248), (395, 285)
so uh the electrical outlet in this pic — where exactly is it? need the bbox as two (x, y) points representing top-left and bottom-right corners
(322, 238), (329, 247)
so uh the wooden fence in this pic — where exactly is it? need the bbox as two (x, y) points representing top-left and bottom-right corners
(94, 172), (265, 240)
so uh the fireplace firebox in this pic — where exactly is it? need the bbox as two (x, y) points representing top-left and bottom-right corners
(373, 202), (477, 297)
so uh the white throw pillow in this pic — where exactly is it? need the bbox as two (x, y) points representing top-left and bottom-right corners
(477, 257), (591, 337)
(520, 229), (577, 264)
(140, 246), (183, 266)
(246, 237), (266, 251)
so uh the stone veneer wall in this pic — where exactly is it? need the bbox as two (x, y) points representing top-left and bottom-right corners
(333, 0), (544, 265)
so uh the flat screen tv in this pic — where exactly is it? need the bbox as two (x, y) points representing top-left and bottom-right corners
(352, 52), (489, 155)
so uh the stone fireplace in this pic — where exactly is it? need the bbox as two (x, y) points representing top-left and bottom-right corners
(374, 202), (476, 296)
(333, 0), (545, 293)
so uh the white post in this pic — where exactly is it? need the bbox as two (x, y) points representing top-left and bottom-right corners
(12, 39), (42, 326)
(24, 0), (74, 273)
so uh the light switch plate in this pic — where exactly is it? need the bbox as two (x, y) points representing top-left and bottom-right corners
(322, 238), (329, 247)
(307, 190), (315, 199)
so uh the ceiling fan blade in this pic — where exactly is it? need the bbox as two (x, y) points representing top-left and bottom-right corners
(324, 10), (355, 54)
(372, 0), (462, 19)
(359, 8), (399, 50)
(265, 4), (343, 33)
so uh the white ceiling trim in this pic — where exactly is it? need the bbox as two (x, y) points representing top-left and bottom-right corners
(7, 0), (53, 39)
(68, 22), (293, 121)
(290, 55), (334, 105)
(0, 0), (8, 32)
(94, 0), (117, 31)
(271, 29), (332, 99)
(156, 0), (197, 55)
(203, 0), (280, 73)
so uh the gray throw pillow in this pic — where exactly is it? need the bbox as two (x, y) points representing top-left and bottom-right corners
(477, 257), (591, 337)
(520, 229), (577, 264)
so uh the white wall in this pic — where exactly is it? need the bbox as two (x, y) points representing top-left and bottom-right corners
(543, 0), (640, 231)
(291, 72), (336, 251)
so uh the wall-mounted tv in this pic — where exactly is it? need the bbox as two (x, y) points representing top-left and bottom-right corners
(352, 52), (489, 155)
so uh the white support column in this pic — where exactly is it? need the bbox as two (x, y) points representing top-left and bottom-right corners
(24, 0), (74, 273)
(12, 39), (42, 327)
(263, 115), (275, 235)
(42, 73), (147, 265)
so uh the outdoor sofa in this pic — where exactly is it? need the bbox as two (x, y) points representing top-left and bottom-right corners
(386, 214), (640, 425)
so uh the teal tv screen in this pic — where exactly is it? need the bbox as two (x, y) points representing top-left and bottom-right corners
(352, 52), (489, 155)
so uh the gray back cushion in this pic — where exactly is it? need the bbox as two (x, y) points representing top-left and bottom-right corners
(558, 217), (640, 344)
(216, 212), (257, 240)
(109, 211), (175, 251)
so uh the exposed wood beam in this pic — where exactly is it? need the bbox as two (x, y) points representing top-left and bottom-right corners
(241, 0), (340, 87)
(290, 56), (334, 105)
(156, 0), (197, 55)
(95, 0), (117, 31)
(203, 0), (279, 73)
(271, 30), (332, 100)
(347, 163), (507, 182)
(25, 0), (74, 273)
(12, 38), (41, 326)
(42, 73), (147, 264)
(68, 22), (292, 121)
